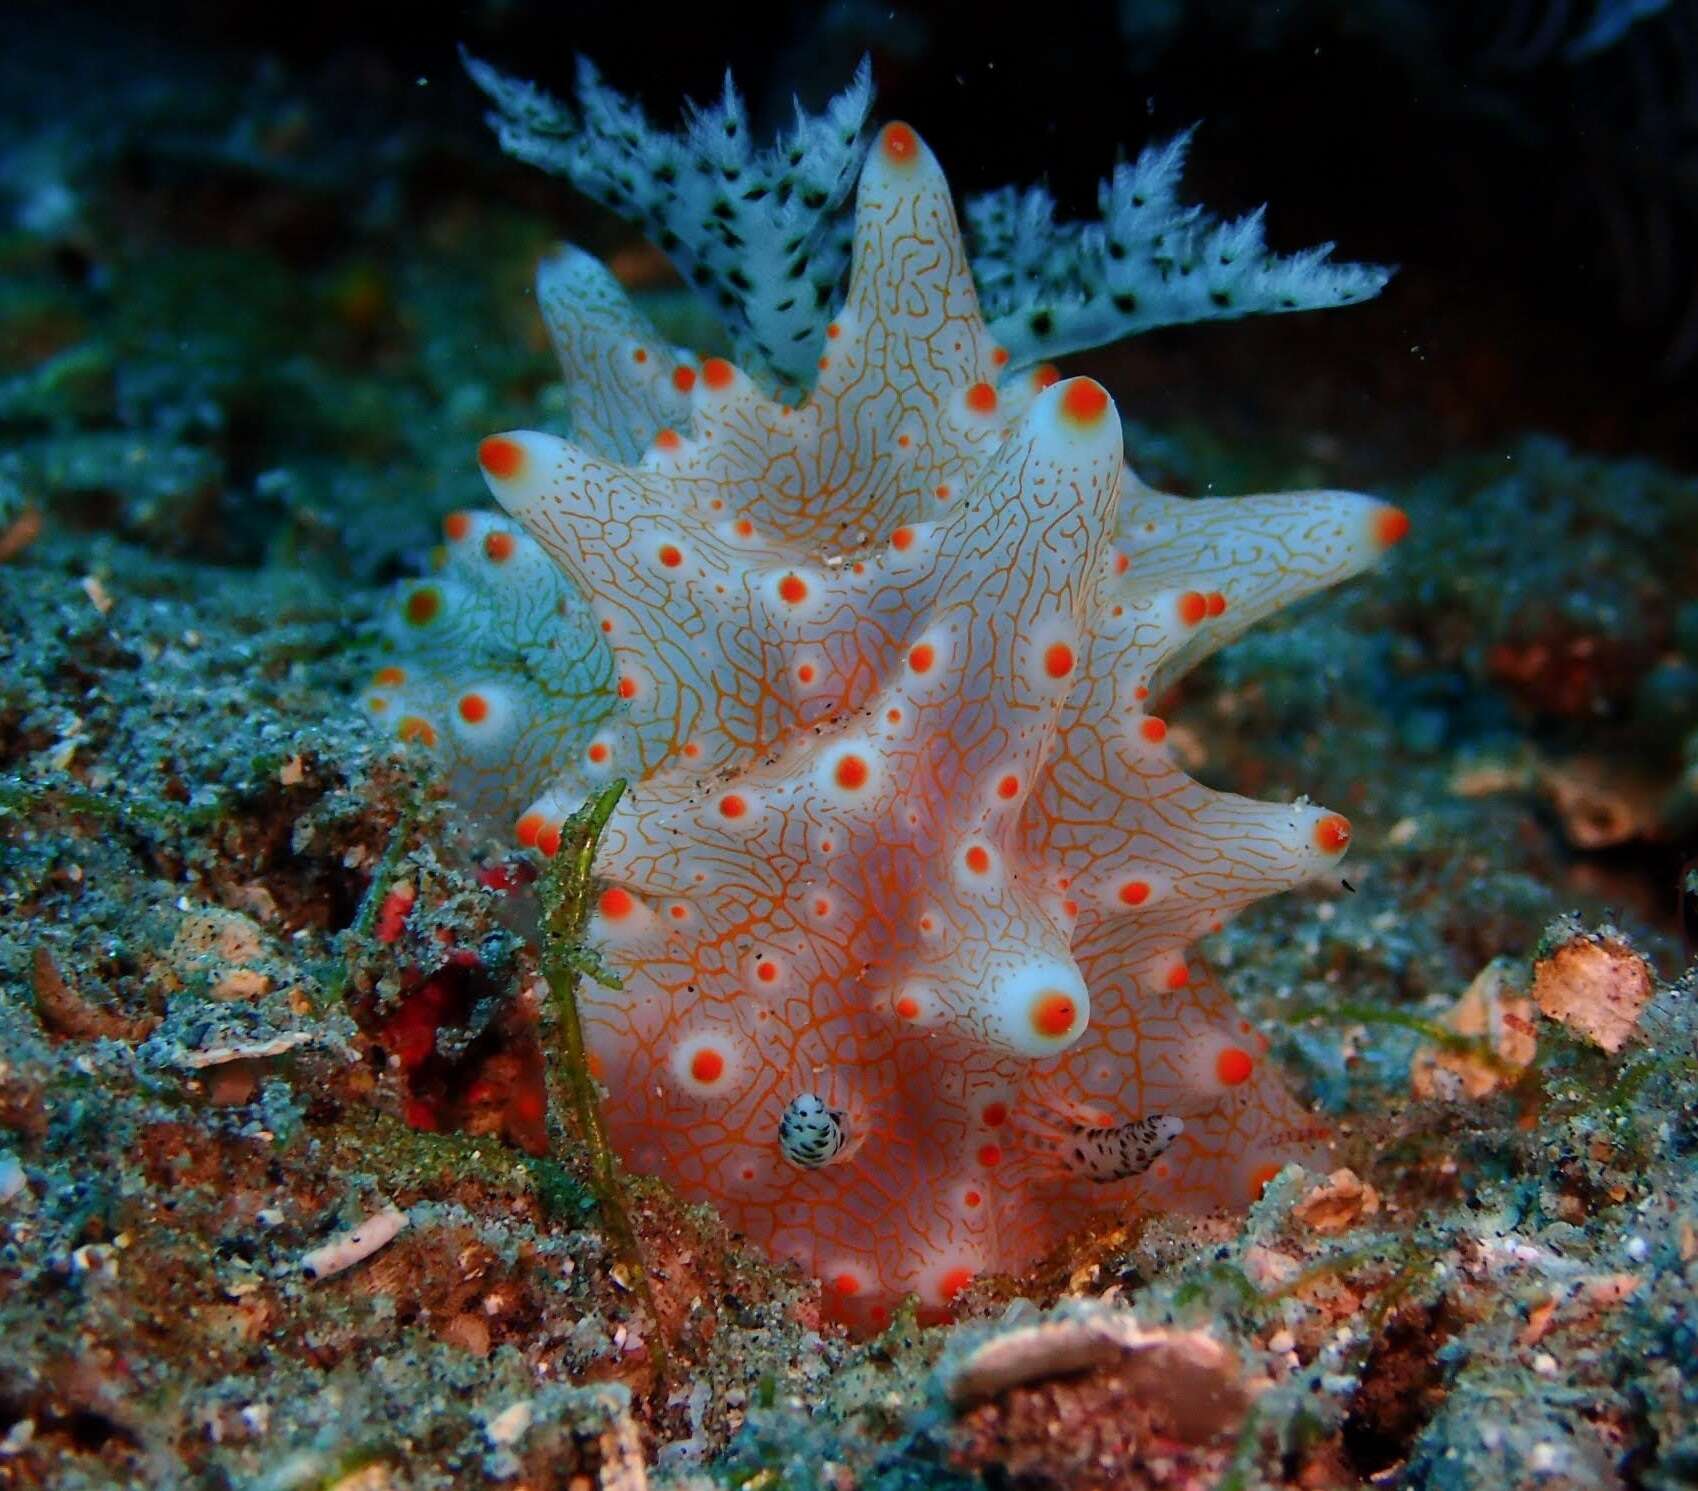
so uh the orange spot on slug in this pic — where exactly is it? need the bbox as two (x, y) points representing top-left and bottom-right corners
(1044, 642), (1074, 678)
(1061, 378), (1109, 423)
(881, 122), (919, 162)
(939, 1267), (975, 1303)
(1031, 993), (1077, 1038)
(477, 437), (525, 481)
(1216, 1047), (1254, 1085)
(835, 754), (869, 790)
(1376, 506), (1411, 548)
(1314, 815), (1352, 853)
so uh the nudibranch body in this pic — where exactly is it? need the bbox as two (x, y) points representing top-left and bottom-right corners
(366, 120), (1406, 1324)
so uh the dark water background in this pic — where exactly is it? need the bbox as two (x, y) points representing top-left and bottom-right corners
(9, 0), (1696, 471)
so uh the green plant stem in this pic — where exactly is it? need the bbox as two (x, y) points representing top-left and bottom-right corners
(537, 780), (671, 1387)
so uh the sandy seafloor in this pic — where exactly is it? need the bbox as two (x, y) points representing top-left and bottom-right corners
(1, 5), (1696, 1488)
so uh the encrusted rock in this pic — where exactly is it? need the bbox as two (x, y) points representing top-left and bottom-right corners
(1411, 958), (1537, 1100)
(169, 907), (272, 993)
(940, 1302), (1253, 1488)
(1293, 1167), (1382, 1234)
(941, 1302), (1249, 1441)
(174, 909), (262, 961)
(1531, 929), (1653, 1053)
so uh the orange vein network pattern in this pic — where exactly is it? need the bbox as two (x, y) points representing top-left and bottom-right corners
(367, 121), (1408, 1327)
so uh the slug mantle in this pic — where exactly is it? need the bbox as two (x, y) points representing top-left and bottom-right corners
(367, 117), (1408, 1325)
